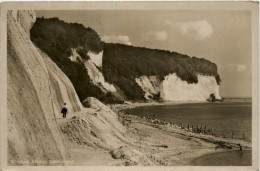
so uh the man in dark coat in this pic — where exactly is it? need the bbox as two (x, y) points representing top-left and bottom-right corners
(61, 103), (68, 118)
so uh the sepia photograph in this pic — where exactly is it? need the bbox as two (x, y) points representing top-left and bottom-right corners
(0, 1), (259, 170)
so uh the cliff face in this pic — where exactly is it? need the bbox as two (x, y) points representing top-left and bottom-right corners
(161, 74), (221, 101)
(136, 74), (221, 101)
(11, 10), (36, 38)
(8, 10), (129, 165)
(102, 43), (221, 101)
(7, 10), (82, 164)
(39, 50), (83, 115)
(135, 76), (161, 100)
(68, 48), (116, 93)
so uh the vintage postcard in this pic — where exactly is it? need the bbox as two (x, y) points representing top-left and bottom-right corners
(0, 1), (259, 171)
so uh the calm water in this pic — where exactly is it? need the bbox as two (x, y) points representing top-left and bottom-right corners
(190, 150), (252, 166)
(125, 98), (252, 141)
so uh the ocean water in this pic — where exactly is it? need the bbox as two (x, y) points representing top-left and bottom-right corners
(190, 150), (252, 166)
(125, 98), (252, 141)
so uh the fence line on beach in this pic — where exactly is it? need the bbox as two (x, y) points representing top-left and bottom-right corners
(119, 110), (248, 141)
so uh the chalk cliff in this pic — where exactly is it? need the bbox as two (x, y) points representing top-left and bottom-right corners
(11, 10), (36, 37)
(7, 10), (129, 165)
(7, 10), (82, 164)
(69, 48), (116, 93)
(102, 43), (222, 101)
(136, 74), (221, 101)
(135, 76), (161, 100)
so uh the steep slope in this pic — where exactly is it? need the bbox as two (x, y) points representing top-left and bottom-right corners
(11, 10), (36, 37)
(7, 10), (83, 165)
(8, 10), (134, 165)
(39, 50), (83, 116)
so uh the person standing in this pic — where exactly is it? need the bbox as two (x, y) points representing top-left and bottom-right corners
(238, 143), (243, 151)
(61, 103), (68, 118)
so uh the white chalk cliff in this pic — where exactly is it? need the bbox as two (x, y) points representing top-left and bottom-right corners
(8, 10), (74, 164)
(136, 73), (221, 101)
(88, 50), (103, 68)
(69, 48), (116, 93)
(7, 10), (128, 165)
(135, 76), (161, 99)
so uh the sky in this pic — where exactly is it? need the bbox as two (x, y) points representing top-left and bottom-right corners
(35, 10), (252, 98)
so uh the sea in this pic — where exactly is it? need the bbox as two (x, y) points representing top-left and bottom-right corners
(125, 98), (252, 141)
(190, 150), (252, 166)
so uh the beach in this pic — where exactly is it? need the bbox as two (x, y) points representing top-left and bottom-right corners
(109, 101), (252, 165)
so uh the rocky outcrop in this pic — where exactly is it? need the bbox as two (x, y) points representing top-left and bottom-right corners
(136, 73), (221, 101)
(7, 10), (82, 165)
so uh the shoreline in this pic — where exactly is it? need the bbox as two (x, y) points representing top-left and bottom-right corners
(111, 101), (252, 143)
(111, 98), (252, 112)
(110, 101), (252, 165)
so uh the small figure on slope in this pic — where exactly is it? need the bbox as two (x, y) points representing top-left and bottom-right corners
(61, 103), (68, 118)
